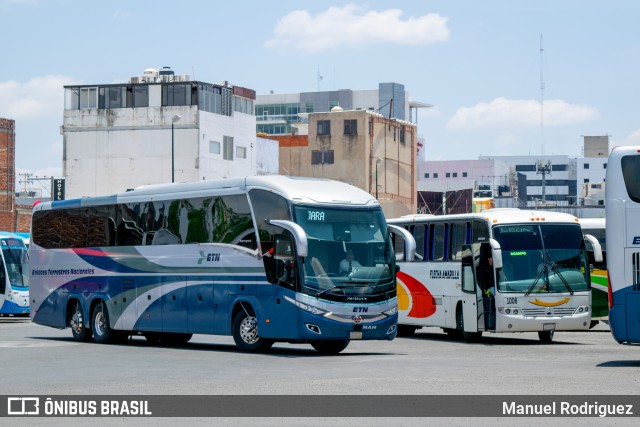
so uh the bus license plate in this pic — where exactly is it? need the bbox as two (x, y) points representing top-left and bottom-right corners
(543, 323), (556, 331)
(350, 331), (363, 340)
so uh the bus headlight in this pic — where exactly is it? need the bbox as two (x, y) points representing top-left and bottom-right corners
(284, 296), (329, 316)
(383, 307), (398, 317)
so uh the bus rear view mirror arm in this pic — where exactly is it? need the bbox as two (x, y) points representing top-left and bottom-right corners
(266, 219), (308, 257)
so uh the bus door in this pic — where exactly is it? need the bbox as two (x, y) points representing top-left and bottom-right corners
(461, 245), (483, 332)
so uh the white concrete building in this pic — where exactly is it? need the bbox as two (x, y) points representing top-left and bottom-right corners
(62, 67), (277, 199)
(576, 135), (610, 206)
(418, 136), (610, 209)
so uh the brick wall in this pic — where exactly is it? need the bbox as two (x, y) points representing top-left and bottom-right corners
(0, 118), (17, 231)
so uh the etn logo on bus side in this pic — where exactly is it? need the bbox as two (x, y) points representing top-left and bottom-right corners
(353, 307), (368, 313)
(633, 236), (640, 245)
(206, 253), (221, 262)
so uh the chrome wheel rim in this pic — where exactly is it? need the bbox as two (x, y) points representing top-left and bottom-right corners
(94, 310), (106, 336)
(239, 316), (259, 344)
(71, 305), (83, 335)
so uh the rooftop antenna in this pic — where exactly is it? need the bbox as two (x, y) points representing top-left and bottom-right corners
(540, 34), (545, 156)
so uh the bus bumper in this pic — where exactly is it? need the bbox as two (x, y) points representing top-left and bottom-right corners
(299, 311), (398, 341)
(495, 311), (591, 332)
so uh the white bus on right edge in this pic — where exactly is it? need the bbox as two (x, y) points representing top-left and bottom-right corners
(606, 145), (640, 345)
(388, 209), (603, 343)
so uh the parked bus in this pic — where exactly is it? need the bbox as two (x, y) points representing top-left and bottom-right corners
(605, 145), (640, 345)
(388, 209), (602, 343)
(0, 234), (30, 316)
(29, 176), (414, 354)
(578, 218), (608, 325)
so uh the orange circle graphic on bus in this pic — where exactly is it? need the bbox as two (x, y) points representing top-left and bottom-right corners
(396, 271), (436, 318)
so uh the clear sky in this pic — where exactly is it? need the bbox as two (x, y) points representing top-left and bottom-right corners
(1, 0), (638, 194)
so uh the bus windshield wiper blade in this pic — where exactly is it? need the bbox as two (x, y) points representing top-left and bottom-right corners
(549, 263), (574, 295)
(314, 285), (344, 297)
(525, 263), (548, 296)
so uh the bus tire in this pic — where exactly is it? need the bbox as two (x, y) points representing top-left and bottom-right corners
(538, 330), (554, 343)
(91, 301), (115, 344)
(396, 325), (417, 337)
(232, 309), (273, 353)
(457, 308), (482, 343)
(69, 300), (92, 342)
(310, 340), (350, 354)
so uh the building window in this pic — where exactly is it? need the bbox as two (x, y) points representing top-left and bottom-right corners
(311, 150), (334, 165)
(329, 101), (340, 110)
(306, 103), (314, 113)
(344, 119), (357, 135)
(604, 163), (607, 169)
(399, 127), (405, 143)
(424, 173), (429, 178)
(584, 163), (590, 169)
(236, 146), (246, 159)
(598, 200), (604, 206)
(584, 178), (590, 183)
(463, 172), (468, 177)
(446, 172), (451, 178)
(317, 120), (331, 135)
(209, 141), (221, 154)
(162, 84), (194, 107)
(453, 172), (458, 178)
(80, 87), (98, 109)
(433, 173), (438, 178)
(223, 136), (234, 160)
(515, 165), (536, 172)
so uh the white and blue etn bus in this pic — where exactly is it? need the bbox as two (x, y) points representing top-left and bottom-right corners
(29, 176), (414, 354)
(388, 209), (601, 343)
(0, 233), (30, 316)
(605, 145), (640, 345)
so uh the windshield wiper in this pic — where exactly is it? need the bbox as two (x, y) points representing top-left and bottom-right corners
(548, 261), (574, 295)
(525, 262), (548, 296)
(525, 253), (574, 296)
(314, 285), (346, 297)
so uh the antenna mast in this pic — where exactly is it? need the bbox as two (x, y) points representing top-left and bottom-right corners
(540, 34), (545, 156)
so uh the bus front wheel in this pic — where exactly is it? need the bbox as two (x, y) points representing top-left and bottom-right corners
(70, 300), (92, 342)
(538, 330), (554, 343)
(310, 340), (349, 354)
(232, 309), (273, 353)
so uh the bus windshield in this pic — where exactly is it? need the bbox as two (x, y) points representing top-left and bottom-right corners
(293, 205), (395, 302)
(493, 224), (588, 294)
(2, 246), (29, 288)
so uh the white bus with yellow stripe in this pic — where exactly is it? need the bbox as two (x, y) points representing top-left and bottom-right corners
(388, 209), (603, 343)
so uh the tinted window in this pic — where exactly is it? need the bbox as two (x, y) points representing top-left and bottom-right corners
(621, 155), (640, 203)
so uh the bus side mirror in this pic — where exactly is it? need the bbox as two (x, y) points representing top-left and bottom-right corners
(583, 234), (603, 263)
(489, 238), (502, 269)
(387, 224), (416, 262)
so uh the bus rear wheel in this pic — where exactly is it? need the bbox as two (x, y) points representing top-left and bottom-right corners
(538, 330), (554, 343)
(232, 309), (273, 353)
(310, 340), (350, 354)
(70, 301), (92, 342)
(91, 301), (120, 344)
